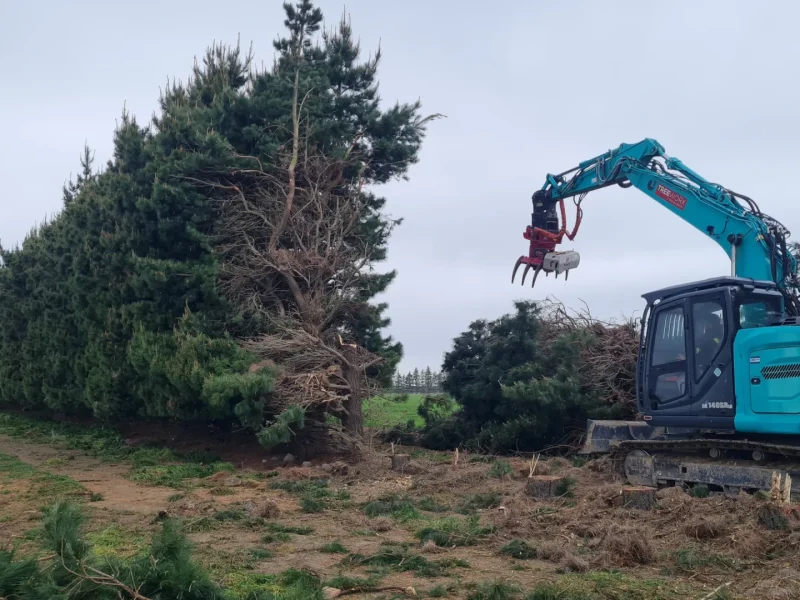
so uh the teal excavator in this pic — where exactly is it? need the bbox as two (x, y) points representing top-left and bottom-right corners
(513, 139), (800, 496)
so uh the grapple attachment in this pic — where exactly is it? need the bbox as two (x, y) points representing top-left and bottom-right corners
(511, 189), (583, 288)
(511, 224), (581, 287)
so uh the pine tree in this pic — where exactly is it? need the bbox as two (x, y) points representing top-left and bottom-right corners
(433, 371), (442, 392)
(423, 367), (434, 393)
(393, 371), (404, 392)
(62, 143), (96, 206)
(411, 368), (421, 393)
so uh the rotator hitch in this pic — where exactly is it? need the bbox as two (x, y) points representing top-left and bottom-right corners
(511, 189), (581, 287)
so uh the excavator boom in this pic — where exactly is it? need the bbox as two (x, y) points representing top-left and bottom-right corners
(514, 138), (799, 313)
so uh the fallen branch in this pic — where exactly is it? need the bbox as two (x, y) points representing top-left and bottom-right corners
(61, 552), (152, 600)
(698, 581), (731, 600)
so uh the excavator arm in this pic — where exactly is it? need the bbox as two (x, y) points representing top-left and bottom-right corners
(513, 138), (800, 313)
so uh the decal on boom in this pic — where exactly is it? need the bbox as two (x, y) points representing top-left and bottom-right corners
(655, 184), (687, 210)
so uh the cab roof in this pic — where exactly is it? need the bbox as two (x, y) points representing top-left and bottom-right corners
(642, 276), (778, 306)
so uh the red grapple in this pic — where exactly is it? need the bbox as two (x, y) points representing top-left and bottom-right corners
(511, 225), (558, 287)
(512, 194), (583, 288)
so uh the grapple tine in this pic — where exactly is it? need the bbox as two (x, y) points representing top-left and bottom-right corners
(511, 258), (524, 283)
(520, 264), (533, 286)
(565, 269), (569, 281)
(530, 265), (543, 288)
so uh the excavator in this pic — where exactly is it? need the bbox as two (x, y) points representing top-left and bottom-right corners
(512, 138), (800, 497)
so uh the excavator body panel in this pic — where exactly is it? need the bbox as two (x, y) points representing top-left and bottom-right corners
(735, 325), (800, 434)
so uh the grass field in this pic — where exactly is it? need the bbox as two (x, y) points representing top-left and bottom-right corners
(363, 394), (427, 428)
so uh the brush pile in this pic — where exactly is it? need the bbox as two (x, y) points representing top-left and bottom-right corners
(536, 298), (640, 414)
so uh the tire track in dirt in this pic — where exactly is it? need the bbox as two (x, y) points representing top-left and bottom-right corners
(0, 434), (175, 514)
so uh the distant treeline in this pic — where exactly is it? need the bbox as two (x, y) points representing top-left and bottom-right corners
(389, 368), (443, 394)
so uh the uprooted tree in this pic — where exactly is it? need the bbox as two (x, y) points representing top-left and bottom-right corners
(215, 140), (383, 446)
(192, 4), (440, 449)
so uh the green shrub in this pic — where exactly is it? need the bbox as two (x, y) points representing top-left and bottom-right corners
(343, 547), (469, 578)
(416, 496), (450, 513)
(300, 495), (327, 513)
(1, 500), (226, 599)
(466, 580), (523, 600)
(320, 540), (348, 554)
(416, 515), (493, 547)
(429, 301), (635, 453)
(555, 476), (577, 498)
(490, 460), (513, 479)
(458, 493), (502, 514)
(362, 494), (420, 521)
(499, 539), (537, 560)
(266, 523), (314, 536)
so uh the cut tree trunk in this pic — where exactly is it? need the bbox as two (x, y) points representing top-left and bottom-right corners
(341, 365), (365, 437)
(341, 395), (364, 437)
(622, 487), (657, 510)
(525, 476), (565, 498)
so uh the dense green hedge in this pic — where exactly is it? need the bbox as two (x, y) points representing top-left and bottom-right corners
(0, 1), (429, 436)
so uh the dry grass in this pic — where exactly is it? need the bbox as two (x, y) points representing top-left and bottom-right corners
(599, 525), (655, 566)
(746, 568), (800, 599)
(369, 517), (393, 532)
(536, 540), (568, 563)
(682, 515), (730, 540)
(559, 553), (590, 573)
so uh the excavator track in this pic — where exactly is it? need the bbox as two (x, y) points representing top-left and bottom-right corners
(607, 438), (800, 499)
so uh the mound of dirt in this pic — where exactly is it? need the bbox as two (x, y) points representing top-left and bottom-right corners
(320, 461), (350, 476)
(411, 463), (490, 494)
(206, 472), (242, 486)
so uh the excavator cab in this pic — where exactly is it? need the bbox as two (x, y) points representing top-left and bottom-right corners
(637, 277), (740, 430)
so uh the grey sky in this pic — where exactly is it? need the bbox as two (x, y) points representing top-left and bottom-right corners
(2, 1), (799, 373)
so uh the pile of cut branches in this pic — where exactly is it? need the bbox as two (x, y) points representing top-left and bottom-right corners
(537, 298), (640, 414)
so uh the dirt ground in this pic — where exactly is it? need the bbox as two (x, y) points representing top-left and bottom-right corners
(2, 425), (800, 599)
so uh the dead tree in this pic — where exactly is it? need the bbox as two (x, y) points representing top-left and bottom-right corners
(204, 68), (385, 450)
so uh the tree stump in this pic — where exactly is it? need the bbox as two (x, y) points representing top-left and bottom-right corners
(525, 475), (565, 498)
(622, 487), (657, 510)
(391, 454), (410, 473)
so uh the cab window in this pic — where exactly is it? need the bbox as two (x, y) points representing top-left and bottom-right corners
(651, 306), (685, 366)
(692, 300), (725, 380)
(738, 297), (781, 329)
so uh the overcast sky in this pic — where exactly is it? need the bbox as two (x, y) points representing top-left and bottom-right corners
(2, 1), (799, 372)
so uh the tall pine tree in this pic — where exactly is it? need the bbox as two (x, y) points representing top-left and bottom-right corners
(0, 1), (435, 445)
